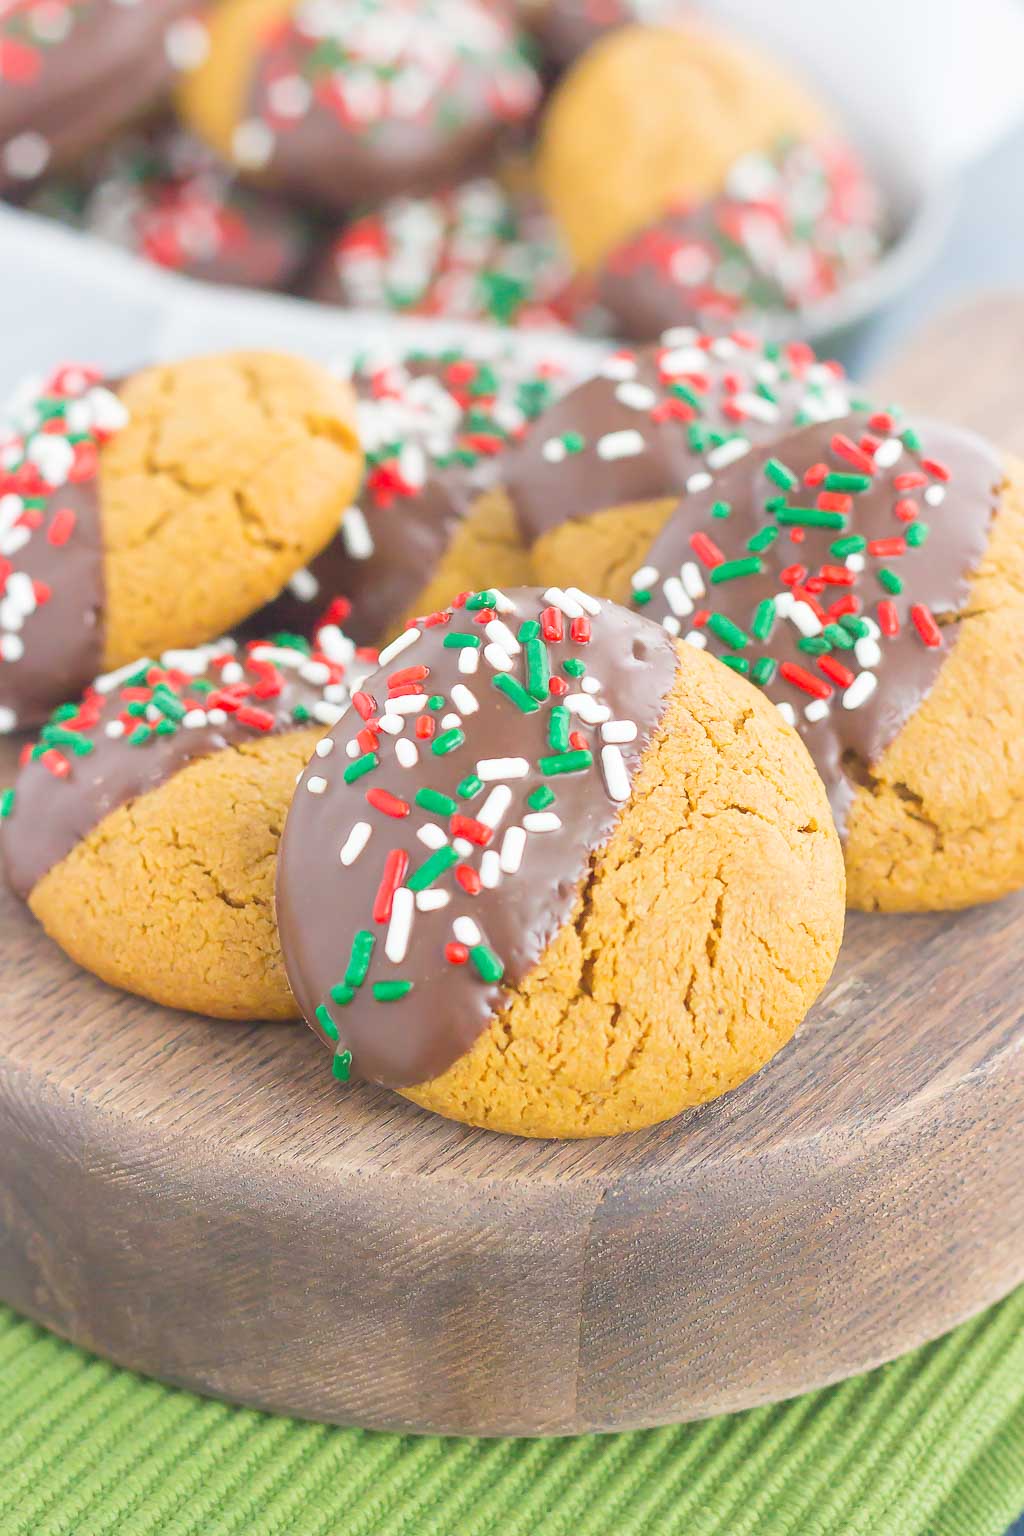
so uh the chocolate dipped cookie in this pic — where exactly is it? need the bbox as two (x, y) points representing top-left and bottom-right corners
(0, 0), (201, 189)
(1, 630), (373, 1018)
(0, 352), (362, 732)
(257, 348), (568, 647)
(177, 0), (541, 213)
(532, 402), (1024, 911)
(276, 586), (845, 1137)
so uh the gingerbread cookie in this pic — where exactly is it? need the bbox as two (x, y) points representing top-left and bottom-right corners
(177, 0), (541, 213)
(537, 22), (831, 270)
(2, 630), (374, 1018)
(0, 0), (202, 189)
(0, 352), (362, 733)
(531, 397), (1024, 912)
(309, 177), (581, 328)
(276, 586), (845, 1137)
(521, 0), (693, 73)
(257, 348), (569, 647)
(596, 137), (883, 341)
(29, 125), (317, 292)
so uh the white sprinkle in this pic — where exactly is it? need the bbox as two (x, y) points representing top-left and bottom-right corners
(377, 628), (420, 666)
(0, 633), (22, 660)
(417, 823), (448, 850)
(790, 601), (822, 638)
(340, 822), (372, 865)
(459, 647), (480, 675)
(925, 485), (946, 507)
(662, 615), (681, 636)
(346, 739), (361, 757)
(565, 586), (601, 616)
(165, 15), (209, 69)
(662, 576), (693, 618)
(631, 565), (659, 591)
(385, 888), (414, 963)
(846, 553), (866, 574)
(306, 775), (328, 795)
(232, 118), (275, 170)
(377, 713), (404, 736)
(603, 719), (638, 743)
(3, 131), (49, 181)
(484, 643), (514, 672)
(440, 713), (461, 731)
(453, 838), (473, 857)
(478, 784), (513, 828)
(220, 661), (244, 685)
(453, 916), (482, 947)
(686, 471), (712, 494)
(500, 825), (526, 874)
(542, 437), (566, 463)
(315, 737), (334, 758)
(451, 684), (478, 715)
(855, 636), (882, 669)
(861, 616), (881, 640)
(601, 744), (631, 801)
(581, 675), (602, 694)
(416, 889), (450, 912)
(680, 562), (705, 600)
(480, 851), (501, 889)
(615, 381), (656, 411)
(774, 590), (795, 619)
(182, 709), (207, 729)
(388, 693), (428, 715)
(776, 701), (797, 727)
(685, 631), (707, 649)
(477, 757), (528, 781)
(207, 708), (227, 726)
(104, 719), (126, 739)
(313, 702), (345, 728)
(706, 437), (751, 471)
(485, 619), (520, 655)
(658, 345), (703, 374)
(843, 672), (878, 710)
(543, 586), (584, 619)
(288, 567), (319, 603)
(524, 812), (561, 832)
(341, 506), (374, 559)
(490, 590), (516, 614)
(300, 660), (331, 687)
(94, 657), (156, 693)
(600, 354), (637, 380)
(565, 693), (611, 725)
(396, 737), (418, 768)
(731, 392), (779, 424)
(804, 700), (830, 723)
(597, 429), (645, 461)
(874, 437), (903, 469)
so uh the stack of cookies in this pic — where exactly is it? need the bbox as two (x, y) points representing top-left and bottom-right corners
(2, 0), (884, 340)
(3, 332), (1021, 1139)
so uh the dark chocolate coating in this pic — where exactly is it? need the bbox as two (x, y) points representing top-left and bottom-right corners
(506, 338), (854, 544)
(630, 417), (1001, 833)
(2, 637), (364, 899)
(0, 0), (196, 187)
(276, 587), (678, 1087)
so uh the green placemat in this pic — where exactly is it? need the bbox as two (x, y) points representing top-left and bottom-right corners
(1, 1289), (1022, 1536)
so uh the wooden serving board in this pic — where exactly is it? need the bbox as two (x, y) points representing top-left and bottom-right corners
(1, 297), (1023, 1438)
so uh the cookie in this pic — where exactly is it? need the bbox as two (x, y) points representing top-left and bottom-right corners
(29, 125), (317, 292)
(521, 0), (694, 73)
(308, 177), (582, 329)
(529, 393), (1024, 912)
(276, 585), (845, 1137)
(596, 137), (883, 341)
(537, 22), (832, 270)
(177, 0), (541, 213)
(0, 352), (363, 733)
(509, 329), (855, 576)
(1, 630), (374, 1018)
(0, 0), (202, 189)
(257, 348), (569, 647)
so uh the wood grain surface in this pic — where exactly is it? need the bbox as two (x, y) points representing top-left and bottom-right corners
(0, 296), (1022, 1436)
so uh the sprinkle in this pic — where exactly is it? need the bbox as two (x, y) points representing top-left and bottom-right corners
(707, 613), (751, 649)
(306, 775), (328, 795)
(600, 744), (631, 801)
(843, 672), (878, 710)
(597, 429), (645, 460)
(453, 916), (482, 947)
(477, 756), (529, 780)
(432, 727), (465, 755)
(911, 603), (942, 647)
(456, 774), (484, 800)
(469, 944), (504, 983)
(377, 628), (420, 666)
(780, 662), (831, 700)
(373, 981), (413, 1002)
(711, 557), (763, 585)
(408, 847), (461, 892)
(385, 888), (414, 963)
(523, 811), (561, 832)
(366, 787), (410, 818)
(691, 532), (725, 569)
(373, 848), (409, 924)
(478, 784), (513, 828)
(493, 673), (540, 713)
(416, 890), (450, 911)
(343, 752), (378, 783)
(450, 684), (478, 715)
(316, 1006), (339, 1040)
(344, 930), (376, 989)
(500, 825), (526, 874)
(443, 633), (481, 649)
(415, 787), (456, 815)
(480, 851), (501, 888)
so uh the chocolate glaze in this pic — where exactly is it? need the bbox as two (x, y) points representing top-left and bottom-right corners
(276, 586), (678, 1088)
(255, 352), (569, 645)
(526, 0), (692, 71)
(506, 335), (854, 544)
(630, 416), (1001, 833)
(0, 0), (196, 187)
(237, 1), (540, 211)
(2, 634), (370, 900)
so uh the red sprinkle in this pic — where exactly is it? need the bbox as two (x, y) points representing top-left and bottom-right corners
(47, 507), (76, 546)
(445, 942), (469, 965)
(803, 463), (828, 487)
(569, 615), (591, 644)
(540, 606), (564, 642)
(388, 665), (429, 687)
(356, 726), (379, 754)
(921, 458), (951, 482)
(910, 603), (942, 647)
(569, 730), (588, 752)
(780, 563), (807, 586)
(817, 492), (852, 514)
(828, 594), (860, 620)
(867, 536), (906, 557)
(235, 705), (275, 731)
(450, 814), (492, 846)
(415, 715), (435, 740)
(366, 788), (410, 819)
(455, 865), (482, 896)
(819, 565), (855, 586)
(831, 433), (875, 474)
(351, 690), (376, 720)
(373, 848), (409, 923)
(780, 662), (832, 700)
(893, 498), (918, 522)
(818, 655), (856, 688)
(877, 600), (900, 637)
(691, 531), (725, 569)
(40, 747), (70, 778)
(894, 471), (927, 491)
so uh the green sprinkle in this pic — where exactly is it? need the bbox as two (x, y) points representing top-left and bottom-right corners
(428, 694), (445, 711)
(764, 494), (787, 514)
(670, 382), (702, 411)
(751, 598), (777, 641)
(0, 788), (14, 819)
(633, 589), (652, 606)
(128, 725), (151, 746)
(524, 638), (550, 701)
(408, 846), (459, 892)
(711, 557), (763, 585)
(711, 500), (731, 519)
(877, 567), (904, 594)
(538, 750), (593, 775)
(798, 636), (832, 656)
(902, 426), (922, 452)
(563, 430), (585, 453)
(292, 705), (310, 724)
(415, 787), (456, 815)
(316, 1004), (340, 1039)
(751, 656), (777, 686)
(373, 980), (413, 1002)
(328, 985), (353, 1011)
(517, 619), (541, 641)
(332, 1050), (353, 1083)
(840, 615), (870, 638)
(906, 521), (930, 547)
(708, 613), (751, 649)
(152, 685), (186, 722)
(126, 700), (147, 718)
(823, 623), (856, 651)
(443, 633), (481, 649)
(563, 657), (586, 678)
(776, 507), (846, 530)
(548, 706), (570, 752)
(344, 930), (375, 989)
(154, 719), (176, 737)
(824, 471), (871, 493)
(747, 526), (779, 554)
(456, 774), (483, 800)
(527, 785), (556, 811)
(686, 423), (707, 453)
(830, 534), (867, 557)
(465, 590), (496, 610)
(343, 752), (378, 783)
(493, 674), (540, 714)
(469, 945), (504, 984)
(721, 655), (750, 675)
(432, 727), (465, 755)
(764, 458), (797, 489)
(40, 724), (94, 755)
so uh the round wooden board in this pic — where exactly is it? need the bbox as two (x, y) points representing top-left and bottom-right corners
(2, 296), (1024, 1437)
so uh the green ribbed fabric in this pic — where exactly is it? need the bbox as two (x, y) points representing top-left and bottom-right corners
(0, 1289), (1022, 1536)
